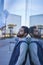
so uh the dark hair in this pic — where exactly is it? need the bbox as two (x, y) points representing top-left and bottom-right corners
(21, 26), (29, 34)
(29, 26), (41, 38)
(29, 26), (36, 34)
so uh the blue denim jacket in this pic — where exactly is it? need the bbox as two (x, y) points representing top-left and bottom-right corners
(29, 37), (41, 65)
(15, 37), (30, 65)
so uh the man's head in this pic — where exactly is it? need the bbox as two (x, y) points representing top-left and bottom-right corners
(29, 26), (41, 38)
(17, 26), (29, 38)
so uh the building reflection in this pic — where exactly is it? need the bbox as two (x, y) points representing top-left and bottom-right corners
(37, 25), (43, 38)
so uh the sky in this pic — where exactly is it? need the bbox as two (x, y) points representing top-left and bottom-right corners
(0, 0), (43, 27)
(4, 0), (43, 15)
(4, 0), (43, 26)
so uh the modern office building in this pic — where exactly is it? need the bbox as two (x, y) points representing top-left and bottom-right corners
(0, 0), (4, 28)
(6, 14), (21, 34)
(0, 0), (4, 14)
(30, 14), (43, 26)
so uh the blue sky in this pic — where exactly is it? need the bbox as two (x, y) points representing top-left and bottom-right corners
(0, 0), (43, 27)
(4, 0), (43, 15)
(4, 0), (43, 26)
(29, 0), (43, 15)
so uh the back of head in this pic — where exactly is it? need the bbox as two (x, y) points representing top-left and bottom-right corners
(21, 26), (29, 35)
(29, 26), (36, 34)
(17, 26), (29, 38)
(29, 26), (41, 38)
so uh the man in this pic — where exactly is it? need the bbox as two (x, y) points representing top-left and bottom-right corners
(29, 26), (41, 65)
(9, 26), (30, 65)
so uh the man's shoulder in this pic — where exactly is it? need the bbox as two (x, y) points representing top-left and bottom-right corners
(30, 37), (38, 46)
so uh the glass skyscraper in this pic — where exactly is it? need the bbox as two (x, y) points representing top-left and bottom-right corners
(0, 0), (4, 14)
(0, 0), (4, 28)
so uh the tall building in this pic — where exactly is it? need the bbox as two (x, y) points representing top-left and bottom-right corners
(30, 14), (43, 26)
(0, 0), (4, 28)
(0, 0), (4, 14)
(6, 14), (21, 34)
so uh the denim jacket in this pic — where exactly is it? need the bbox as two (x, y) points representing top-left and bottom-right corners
(15, 37), (30, 65)
(29, 37), (41, 65)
